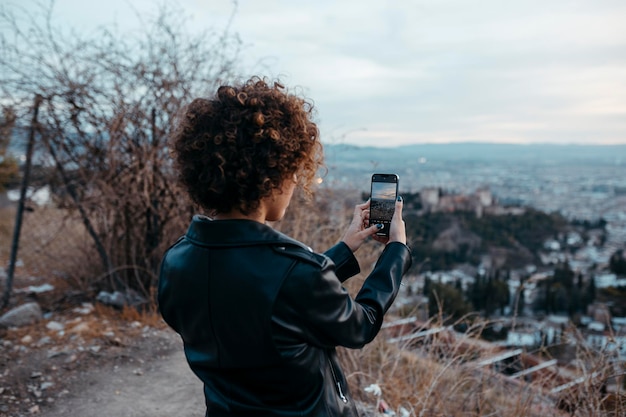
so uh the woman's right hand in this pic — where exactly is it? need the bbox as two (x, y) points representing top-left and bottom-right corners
(390, 196), (407, 244)
(372, 196), (407, 245)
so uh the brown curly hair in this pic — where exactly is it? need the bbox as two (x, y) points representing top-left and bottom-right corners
(170, 77), (324, 215)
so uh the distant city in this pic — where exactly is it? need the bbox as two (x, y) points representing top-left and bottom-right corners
(321, 142), (626, 369)
(323, 143), (624, 212)
(322, 142), (626, 249)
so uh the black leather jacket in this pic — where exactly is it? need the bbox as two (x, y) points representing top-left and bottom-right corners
(158, 215), (412, 417)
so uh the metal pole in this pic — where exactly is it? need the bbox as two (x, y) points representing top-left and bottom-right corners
(2, 94), (42, 309)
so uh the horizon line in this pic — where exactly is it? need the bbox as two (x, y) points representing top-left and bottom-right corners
(322, 141), (626, 148)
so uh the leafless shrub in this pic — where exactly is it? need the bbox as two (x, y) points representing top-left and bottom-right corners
(0, 1), (241, 296)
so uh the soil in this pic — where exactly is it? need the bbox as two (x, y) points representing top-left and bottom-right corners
(0, 289), (205, 417)
(38, 329), (204, 417)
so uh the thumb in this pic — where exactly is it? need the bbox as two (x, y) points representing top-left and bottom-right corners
(364, 223), (381, 236)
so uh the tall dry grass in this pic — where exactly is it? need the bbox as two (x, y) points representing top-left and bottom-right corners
(2, 185), (624, 416)
(339, 316), (624, 416)
(0, 205), (100, 291)
(278, 189), (624, 416)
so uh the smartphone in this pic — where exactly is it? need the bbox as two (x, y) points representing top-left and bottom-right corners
(369, 173), (399, 236)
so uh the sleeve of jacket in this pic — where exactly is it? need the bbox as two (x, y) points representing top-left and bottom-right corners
(273, 242), (412, 349)
(323, 242), (360, 282)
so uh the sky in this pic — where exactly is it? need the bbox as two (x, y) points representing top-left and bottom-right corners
(5, 0), (626, 147)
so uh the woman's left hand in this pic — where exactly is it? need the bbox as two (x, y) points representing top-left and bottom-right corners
(341, 200), (380, 252)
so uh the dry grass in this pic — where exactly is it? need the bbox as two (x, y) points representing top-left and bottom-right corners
(339, 320), (624, 416)
(2, 190), (625, 416)
(277, 192), (625, 416)
(0, 205), (100, 291)
(0, 206), (15, 263)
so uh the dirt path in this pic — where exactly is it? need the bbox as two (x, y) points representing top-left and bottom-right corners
(41, 331), (205, 417)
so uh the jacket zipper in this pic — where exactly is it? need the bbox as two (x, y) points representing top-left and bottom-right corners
(328, 357), (348, 403)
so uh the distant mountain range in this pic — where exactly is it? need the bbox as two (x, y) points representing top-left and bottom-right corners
(322, 142), (626, 164)
(320, 142), (626, 201)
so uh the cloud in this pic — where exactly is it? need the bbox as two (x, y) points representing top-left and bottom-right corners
(10, 0), (626, 145)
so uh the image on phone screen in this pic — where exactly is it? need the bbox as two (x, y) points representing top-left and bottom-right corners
(370, 175), (398, 236)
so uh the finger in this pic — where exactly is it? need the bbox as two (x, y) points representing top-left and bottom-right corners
(356, 223), (378, 238)
(364, 223), (380, 235)
(392, 196), (403, 220)
(356, 199), (370, 210)
(353, 201), (367, 217)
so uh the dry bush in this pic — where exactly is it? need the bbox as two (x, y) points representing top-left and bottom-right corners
(339, 320), (623, 417)
(0, 1), (241, 298)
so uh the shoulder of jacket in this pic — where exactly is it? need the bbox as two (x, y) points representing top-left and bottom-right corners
(163, 235), (185, 254)
(271, 242), (328, 267)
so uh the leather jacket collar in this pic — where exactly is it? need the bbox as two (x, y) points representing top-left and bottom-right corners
(185, 215), (312, 251)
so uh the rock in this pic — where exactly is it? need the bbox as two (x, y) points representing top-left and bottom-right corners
(97, 291), (125, 308)
(45, 321), (64, 331)
(47, 349), (70, 359)
(40, 382), (54, 390)
(69, 322), (90, 334)
(21, 335), (33, 344)
(73, 302), (94, 315)
(14, 283), (54, 294)
(37, 336), (51, 346)
(96, 290), (147, 309)
(0, 302), (42, 328)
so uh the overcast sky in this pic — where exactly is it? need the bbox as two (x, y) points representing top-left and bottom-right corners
(8, 0), (626, 147)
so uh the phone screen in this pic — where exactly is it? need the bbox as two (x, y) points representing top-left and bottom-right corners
(369, 174), (399, 236)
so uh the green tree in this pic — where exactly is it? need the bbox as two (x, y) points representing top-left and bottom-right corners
(428, 282), (473, 323)
(609, 250), (626, 275)
(423, 276), (432, 296)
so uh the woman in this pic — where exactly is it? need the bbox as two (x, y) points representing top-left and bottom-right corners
(158, 77), (412, 417)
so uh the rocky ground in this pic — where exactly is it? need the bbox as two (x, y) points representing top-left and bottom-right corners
(0, 294), (382, 417)
(0, 285), (205, 417)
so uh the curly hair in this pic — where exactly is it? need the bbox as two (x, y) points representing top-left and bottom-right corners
(170, 77), (324, 215)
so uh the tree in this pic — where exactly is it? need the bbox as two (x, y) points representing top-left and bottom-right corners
(428, 282), (473, 323)
(513, 279), (526, 317)
(0, 2), (242, 296)
(423, 276), (432, 296)
(609, 250), (626, 275)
